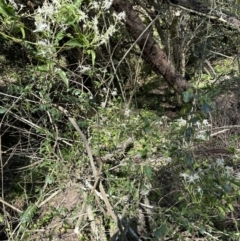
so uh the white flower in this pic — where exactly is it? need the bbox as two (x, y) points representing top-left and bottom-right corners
(106, 25), (115, 36)
(111, 89), (117, 96)
(156, 120), (163, 125)
(118, 11), (126, 21)
(180, 172), (189, 180)
(235, 172), (240, 180)
(52, 0), (61, 8)
(92, 16), (99, 28)
(196, 186), (202, 192)
(37, 39), (49, 46)
(102, 0), (113, 10)
(113, 11), (127, 21)
(78, 10), (88, 23)
(224, 166), (234, 177)
(202, 119), (211, 127)
(177, 117), (187, 127)
(187, 173), (200, 183)
(79, 65), (91, 73)
(124, 109), (131, 117)
(8, 0), (18, 9)
(36, 39), (54, 57)
(101, 102), (106, 108)
(196, 130), (207, 140)
(37, 2), (55, 19)
(164, 157), (172, 163)
(33, 14), (50, 32)
(91, 2), (99, 9)
(180, 173), (200, 183)
(216, 158), (225, 167)
(195, 121), (201, 129)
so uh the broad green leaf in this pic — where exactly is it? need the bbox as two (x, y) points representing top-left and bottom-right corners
(37, 65), (49, 72)
(185, 154), (193, 166)
(180, 103), (191, 114)
(202, 102), (211, 114)
(0, 108), (6, 114)
(0, 0), (15, 18)
(154, 224), (168, 238)
(57, 70), (69, 88)
(66, 35), (89, 48)
(222, 184), (232, 193)
(65, 39), (84, 47)
(182, 90), (193, 103)
(143, 165), (152, 180)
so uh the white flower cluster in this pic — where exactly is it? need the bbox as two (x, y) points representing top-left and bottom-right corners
(33, 1), (58, 33)
(177, 117), (187, 127)
(195, 119), (211, 141)
(8, 0), (18, 9)
(180, 172), (200, 183)
(31, 0), (121, 58)
(180, 157), (240, 197)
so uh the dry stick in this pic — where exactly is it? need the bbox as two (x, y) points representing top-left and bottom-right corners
(68, 117), (118, 223)
(68, 119), (128, 239)
(52, 105), (128, 238)
(74, 191), (88, 234)
(0, 198), (22, 214)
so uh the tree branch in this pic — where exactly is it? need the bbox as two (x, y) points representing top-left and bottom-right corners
(112, 0), (188, 94)
(168, 0), (240, 31)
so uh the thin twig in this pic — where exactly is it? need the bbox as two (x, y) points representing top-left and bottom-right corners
(0, 198), (22, 213)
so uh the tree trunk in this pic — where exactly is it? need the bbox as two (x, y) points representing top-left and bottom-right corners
(111, 0), (188, 94)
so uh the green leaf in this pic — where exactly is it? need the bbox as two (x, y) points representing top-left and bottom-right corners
(20, 204), (38, 224)
(180, 103), (191, 114)
(65, 39), (84, 47)
(185, 154), (193, 166)
(185, 127), (194, 141)
(222, 184), (232, 193)
(202, 102), (211, 114)
(0, 108), (7, 114)
(87, 49), (96, 66)
(20, 26), (25, 39)
(143, 165), (152, 180)
(154, 224), (168, 238)
(57, 70), (69, 88)
(228, 203), (234, 211)
(65, 35), (89, 48)
(73, 0), (83, 7)
(182, 90), (193, 103)
(37, 65), (50, 72)
(0, 0), (16, 18)
(45, 175), (54, 185)
(218, 206), (226, 217)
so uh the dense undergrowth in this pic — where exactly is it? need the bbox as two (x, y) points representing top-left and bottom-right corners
(0, 0), (240, 240)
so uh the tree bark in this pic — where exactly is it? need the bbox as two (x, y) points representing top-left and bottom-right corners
(111, 0), (188, 94)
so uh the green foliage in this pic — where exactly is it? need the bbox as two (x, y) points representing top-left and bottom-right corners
(0, 0), (240, 240)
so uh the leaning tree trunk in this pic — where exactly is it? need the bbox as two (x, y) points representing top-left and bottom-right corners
(111, 0), (188, 94)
